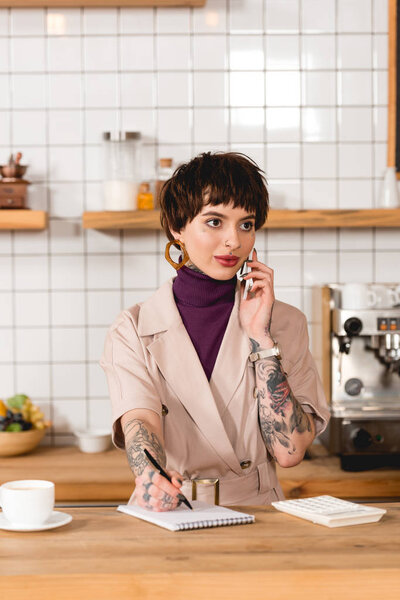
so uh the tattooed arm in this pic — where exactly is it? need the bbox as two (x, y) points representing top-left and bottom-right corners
(250, 335), (316, 468)
(120, 408), (184, 512)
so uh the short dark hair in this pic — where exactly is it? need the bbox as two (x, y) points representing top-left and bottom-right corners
(160, 151), (269, 247)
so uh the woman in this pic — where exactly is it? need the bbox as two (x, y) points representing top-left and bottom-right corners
(100, 152), (330, 511)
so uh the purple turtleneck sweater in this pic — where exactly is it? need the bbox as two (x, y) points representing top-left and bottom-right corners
(172, 264), (237, 381)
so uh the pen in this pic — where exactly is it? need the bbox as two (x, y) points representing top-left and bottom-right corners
(144, 448), (193, 510)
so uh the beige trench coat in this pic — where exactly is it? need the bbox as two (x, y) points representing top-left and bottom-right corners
(100, 277), (330, 506)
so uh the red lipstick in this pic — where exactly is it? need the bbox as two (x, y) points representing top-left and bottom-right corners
(214, 255), (240, 267)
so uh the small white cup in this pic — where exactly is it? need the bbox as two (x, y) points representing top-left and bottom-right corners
(74, 429), (111, 453)
(0, 480), (54, 526)
(341, 283), (377, 309)
(373, 285), (400, 308)
(393, 285), (400, 306)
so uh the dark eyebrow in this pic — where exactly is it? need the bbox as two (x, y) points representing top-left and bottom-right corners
(202, 211), (256, 221)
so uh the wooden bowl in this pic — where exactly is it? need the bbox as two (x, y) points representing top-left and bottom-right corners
(0, 428), (47, 457)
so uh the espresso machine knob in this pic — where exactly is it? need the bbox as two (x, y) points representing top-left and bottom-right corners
(344, 378), (363, 396)
(344, 317), (363, 336)
(352, 428), (372, 449)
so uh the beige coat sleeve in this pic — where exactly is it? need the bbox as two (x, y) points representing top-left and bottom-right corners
(99, 310), (162, 449)
(285, 314), (330, 437)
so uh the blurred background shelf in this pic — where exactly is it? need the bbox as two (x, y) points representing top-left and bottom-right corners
(82, 208), (400, 230)
(0, 210), (48, 230)
(0, 1), (206, 6)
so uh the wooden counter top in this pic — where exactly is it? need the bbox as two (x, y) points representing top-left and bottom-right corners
(1, 444), (399, 502)
(1, 503), (399, 600)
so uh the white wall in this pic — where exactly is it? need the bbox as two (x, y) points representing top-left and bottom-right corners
(0, 0), (398, 444)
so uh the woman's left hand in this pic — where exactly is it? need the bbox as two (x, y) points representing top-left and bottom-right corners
(239, 248), (275, 339)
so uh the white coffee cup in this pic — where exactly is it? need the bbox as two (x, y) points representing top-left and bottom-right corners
(373, 285), (400, 308)
(341, 283), (378, 309)
(393, 285), (400, 306)
(0, 480), (54, 526)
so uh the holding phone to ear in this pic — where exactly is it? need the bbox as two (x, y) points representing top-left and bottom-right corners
(238, 248), (254, 300)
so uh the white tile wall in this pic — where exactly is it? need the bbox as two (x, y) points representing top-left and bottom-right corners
(337, 0), (372, 33)
(46, 8), (81, 36)
(84, 36), (118, 72)
(11, 9), (45, 35)
(0, 9), (8, 35)
(0, 293), (13, 327)
(337, 34), (372, 69)
(0, 0), (398, 445)
(265, 0), (299, 33)
(230, 36), (264, 70)
(83, 8), (118, 34)
(266, 35), (300, 70)
(230, 0), (263, 34)
(0, 75), (10, 109)
(120, 8), (154, 34)
(302, 35), (335, 70)
(11, 37), (46, 72)
(193, 34), (227, 69)
(301, 0), (335, 33)
(157, 7), (190, 33)
(267, 107), (300, 142)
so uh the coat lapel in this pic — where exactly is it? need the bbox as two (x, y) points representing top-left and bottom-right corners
(138, 278), (246, 475)
(209, 279), (252, 416)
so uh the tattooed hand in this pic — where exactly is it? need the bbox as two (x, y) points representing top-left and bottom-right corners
(121, 413), (185, 512)
(239, 248), (275, 340)
(130, 466), (185, 512)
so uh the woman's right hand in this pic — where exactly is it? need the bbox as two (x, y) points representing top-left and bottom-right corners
(130, 466), (184, 512)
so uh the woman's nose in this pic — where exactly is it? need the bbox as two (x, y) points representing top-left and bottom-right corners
(224, 229), (241, 249)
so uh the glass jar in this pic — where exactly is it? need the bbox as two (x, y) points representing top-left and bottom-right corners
(137, 182), (154, 210)
(102, 131), (142, 211)
(154, 158), (173, 209)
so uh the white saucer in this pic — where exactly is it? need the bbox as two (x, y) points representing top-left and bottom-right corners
(0, 510), (72, 532)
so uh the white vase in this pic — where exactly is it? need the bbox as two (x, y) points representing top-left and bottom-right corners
(378, 166), (400, 208)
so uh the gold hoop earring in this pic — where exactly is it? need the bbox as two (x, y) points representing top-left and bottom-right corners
(165, 239), (190, 270)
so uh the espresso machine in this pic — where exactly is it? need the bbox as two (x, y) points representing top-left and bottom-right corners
(313, 284), (400, 471)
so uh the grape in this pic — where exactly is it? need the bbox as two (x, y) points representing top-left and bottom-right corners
(6, 394), (29, 410)
(5, 423), (22, 432)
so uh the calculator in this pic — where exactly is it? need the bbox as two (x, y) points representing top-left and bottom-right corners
(271, 495), (386, 528)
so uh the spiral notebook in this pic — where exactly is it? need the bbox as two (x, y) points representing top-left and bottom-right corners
(117, 500), (255, 531)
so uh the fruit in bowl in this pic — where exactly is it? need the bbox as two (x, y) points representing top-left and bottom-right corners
(0, 394), (51, 457)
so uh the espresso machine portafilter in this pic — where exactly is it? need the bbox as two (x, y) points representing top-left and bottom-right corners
(313, 284), (400, 471)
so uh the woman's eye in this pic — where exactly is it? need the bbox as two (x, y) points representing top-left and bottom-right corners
(241, 222), (254, 231)
(206, 219), (254, 230)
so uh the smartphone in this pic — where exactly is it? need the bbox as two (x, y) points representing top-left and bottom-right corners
(238, 248), (254, 300)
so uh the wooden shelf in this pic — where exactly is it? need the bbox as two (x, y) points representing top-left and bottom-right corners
(0, 210), (48, 230)
(0, 1), (205, 6)
(83, 208), (400, 230)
